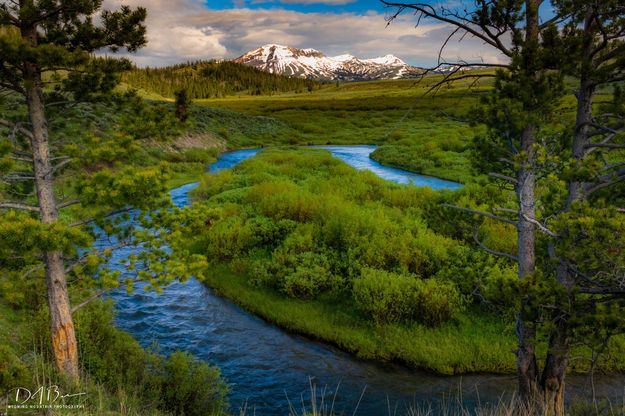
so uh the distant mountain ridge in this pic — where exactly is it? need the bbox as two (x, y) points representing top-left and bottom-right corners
(233, 44), (425, 81)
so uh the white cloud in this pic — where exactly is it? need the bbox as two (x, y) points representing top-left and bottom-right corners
(101, 0), (509, 67)
(101, 0), (228, 66)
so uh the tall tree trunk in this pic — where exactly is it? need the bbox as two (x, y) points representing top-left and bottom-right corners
(515, 0), (541, 408)
(516, 125), (539, 408)
(22, 23), (80, 381)
(540, 278), (570, 416)
(541, 61), (596, 416)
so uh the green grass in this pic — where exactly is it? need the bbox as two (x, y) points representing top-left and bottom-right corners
(191, 77), (490, 183)
(166, 163), (209, 188)
(201, 266), (625, 376)
(201, 266), (516, 375)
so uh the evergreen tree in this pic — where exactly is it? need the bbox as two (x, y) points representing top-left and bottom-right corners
(175, 89), (190, 122)
(122, 60), (320, 99)
(384, 0), (625, 413)
(0, 1), (202, 382)
(537, 2), (625, 413)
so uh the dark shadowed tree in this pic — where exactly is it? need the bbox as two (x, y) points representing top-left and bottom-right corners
(383, 1), (624, 414)
(382, 0), (562, 408)
(536, 2), (625, 413)
(174, 88), (190, 122)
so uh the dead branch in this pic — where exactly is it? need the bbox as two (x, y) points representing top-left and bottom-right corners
(442, 203), (517, 225)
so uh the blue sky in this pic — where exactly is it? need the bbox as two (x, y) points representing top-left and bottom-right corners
(103, 0), (554, 68)
(204, 0), (390, 14)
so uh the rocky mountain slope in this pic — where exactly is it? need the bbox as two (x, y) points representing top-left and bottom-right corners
(233, 44), (424, 81)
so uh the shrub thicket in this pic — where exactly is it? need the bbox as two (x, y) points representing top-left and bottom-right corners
(179, 148), (500, 327)
(353, 268), (464, 326)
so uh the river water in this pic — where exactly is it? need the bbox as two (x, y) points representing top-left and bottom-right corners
(109, 146), (622, 415)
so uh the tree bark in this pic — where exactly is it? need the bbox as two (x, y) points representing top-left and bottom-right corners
(540, 282), (570, 416)
(515, 0), (542, 407)
(21, 22), (80, 381)
(539, 47), (596, 416)
(516, 125), (539, 407)
(566, 76), (595, 208)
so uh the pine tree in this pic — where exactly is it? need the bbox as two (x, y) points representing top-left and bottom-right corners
(384, 1), (625, 413)
(174, 89), (190, 122)
(0, 0), (146, 381)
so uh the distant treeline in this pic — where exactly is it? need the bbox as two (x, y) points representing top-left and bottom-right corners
(122, 60), (320, 99)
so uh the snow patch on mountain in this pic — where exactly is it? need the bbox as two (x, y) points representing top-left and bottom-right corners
(233, 44), (423, 81)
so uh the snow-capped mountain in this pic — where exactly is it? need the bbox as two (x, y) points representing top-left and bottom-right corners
(233, 44), (424, 81)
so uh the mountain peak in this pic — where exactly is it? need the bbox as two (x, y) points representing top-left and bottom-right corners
(364, 55), (406, 66)
(331, 54), (357, 62)
(234, 45), (422, 81)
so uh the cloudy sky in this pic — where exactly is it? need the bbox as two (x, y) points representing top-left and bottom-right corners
(101, 0), (549, 68)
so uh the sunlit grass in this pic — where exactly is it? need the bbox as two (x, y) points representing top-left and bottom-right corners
(201, 267), (516, 375)
(192, 77), (489, 182)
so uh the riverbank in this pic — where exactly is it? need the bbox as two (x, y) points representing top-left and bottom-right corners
(183, 147), (625, 378)
(200, 267), (516, 374)
(200, 266), (625, 377)
(0, 298), (228, 415)
(191, 79), (484, 184)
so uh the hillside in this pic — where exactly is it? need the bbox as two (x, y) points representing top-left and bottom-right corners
(122, 60), (320, 99)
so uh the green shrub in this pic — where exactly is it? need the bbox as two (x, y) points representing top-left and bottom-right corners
(188, 149), (467, 320)
(75, 301), (229, 415)
(160, 351), (228, 416)
(0, 344), (31, 394)
(75, 301), (149, 388)
(206, 216), (257, 260)
(193, 169), (235, 199)
(251, 249), (335, 299)
(415, 277), (465, 327)
(281, 252), (334, 299)
(353, 268), (463, 326)
(182, 147), (219, 163)
(0, 269), (46, 310)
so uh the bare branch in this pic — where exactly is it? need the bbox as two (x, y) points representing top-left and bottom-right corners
(52, 157), (72, 173)
(442, 203), (517, 225)
(519, 213), (558, 238)
(22, 264), (44, 279)
(586, 143), (625, 150)
(58, 199), (80, 209)
(492, 207), (518, 214)
(473, 228), (518, 262)
(382, 1), (513, 57)
(489, 172), (518, 184)
(0, 118), (33, 140)
(585, 174), (625, 195)
(578, 287), (625, 295)
(71, 290), (110, 314)
(0, 202), (39, 212)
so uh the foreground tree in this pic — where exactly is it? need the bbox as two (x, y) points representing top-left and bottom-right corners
(383, 0), (563, 406)
(537, 2), (625, 413)
(0, 1), (199, 381)
(0, 0), (147, 380)
(384, 0), (624, 413)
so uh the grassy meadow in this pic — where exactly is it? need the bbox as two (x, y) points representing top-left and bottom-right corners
(154, 76), (493, 183)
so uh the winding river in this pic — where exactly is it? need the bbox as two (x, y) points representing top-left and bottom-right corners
(108, 145), (621, 415)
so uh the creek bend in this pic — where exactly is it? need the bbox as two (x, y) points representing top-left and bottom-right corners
(107, 146), (620, 415)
